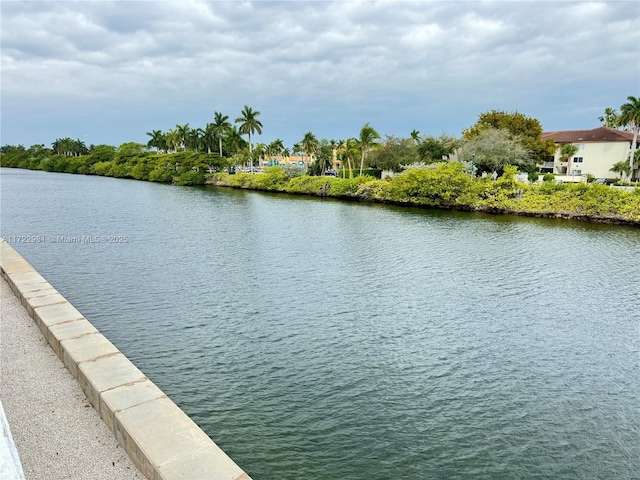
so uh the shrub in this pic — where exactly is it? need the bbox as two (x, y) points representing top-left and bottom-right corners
(174, 170), (205, 186)
(543, 173), (555, 182)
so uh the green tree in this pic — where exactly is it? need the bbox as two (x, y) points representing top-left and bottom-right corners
(52, 137), (75, 156)
(300, 131), (319, 172)
(224, 126), (246, 156)
(268, 138), (285, 164)
(598, 107), (618, 127)
(165, 129), (181, 153)
(410, 129), (421, 144)
(368, 135), (418, 172)
(176, 124), (190, 151)
(146, 130), (165, 152)
(235, 105), (263, 154)
(309, 139), (333, 176)
(463, 110), (555, 164)
(188, 127), (205, 152)
(212, 112), (231, 156)
(457, 128), (531, 174)
(610, 160), (631, 182)
(559, 143), (579, 162)
(617, 95), (640, 178)
(358, 123), (381, 176)
(204, 123), (216, 154)
(417, 134), (457, 163)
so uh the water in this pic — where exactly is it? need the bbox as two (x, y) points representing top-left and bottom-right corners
(1, 168), (639, 479)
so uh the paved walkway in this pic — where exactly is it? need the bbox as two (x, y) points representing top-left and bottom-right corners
(0, 277), (145, 480)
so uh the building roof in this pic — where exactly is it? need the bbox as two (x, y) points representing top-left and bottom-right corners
(542, 126), (634, 144)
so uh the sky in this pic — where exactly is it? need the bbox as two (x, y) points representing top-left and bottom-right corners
(1, 0), (639, 150)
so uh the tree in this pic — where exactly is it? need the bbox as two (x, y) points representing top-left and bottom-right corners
(204, 123), (216, 154)
(418, 134), (457, 163)
(310, 139), (333, 176)
(188, 127), (205, 152)
(457, 128), (532, 174)
(410, 129), (421, 144)
(235, 105), (263, 154)
(165, 129), (181, 153)
(224, 126), (246, 156)
(358, 123), (381, 176)
(463, 110), (555, 164)
(610, 160), (631, 182)
(146, 130), (166, 153)
(300, 131), (319, 172)
(598, 107), (619, 127)
(368, 135), (418, 172)
(212, 112), (231, 156)
(617, 96), (640, 179)
(268, 138), (284, 164)
(559, 143), (579, 162)
(339, 138), (360, 177)
(176, 123), (190, 151)
(52, 137), (74, 156)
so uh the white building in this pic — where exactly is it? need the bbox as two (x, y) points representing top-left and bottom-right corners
(541, 126), (636, 180)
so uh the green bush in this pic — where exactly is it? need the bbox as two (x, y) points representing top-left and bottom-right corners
(380, 163), (473, 206)
(92, 161), (113, 176)
(543, 173), (555, 182)
(148, 167), (173, 183)
(174, 170), (205, 185)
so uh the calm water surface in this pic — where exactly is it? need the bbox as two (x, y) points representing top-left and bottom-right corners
(1, 168), (639, 479)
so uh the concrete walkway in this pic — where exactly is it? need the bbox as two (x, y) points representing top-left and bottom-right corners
(0, 276), (145, 480)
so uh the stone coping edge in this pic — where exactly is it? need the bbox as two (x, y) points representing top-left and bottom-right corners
(0, 239), (252, 480)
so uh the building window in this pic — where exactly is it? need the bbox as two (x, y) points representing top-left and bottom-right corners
(573, 157), (583, 163)
(577, 144), (585, 150)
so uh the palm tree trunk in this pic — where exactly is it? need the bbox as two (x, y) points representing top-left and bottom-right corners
(630, 123), (638, 181)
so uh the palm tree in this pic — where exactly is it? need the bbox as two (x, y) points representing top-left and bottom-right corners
(146, 130), (165, 152)
(610, 161), (631, 182)
(176, 123), (190, 151)
(52, 137), (74, 156)
(166, 128), (181, 153)
(204, 123), (216, 154)
(270, 138), (284, 163)
(358, 123), (381, 176)
(235, 105), (263, 154)
(410, 129), (421, 144)
(598, 108), (618, 127)
(189, 127), (205, 152)
(73, 139), (88, 156)
(559, 143), (579, 162)
(225, 126), (245, 155)
(300, 131), (319, 172)
(618, 96), (640, 179)
(212, 112), (231, 156)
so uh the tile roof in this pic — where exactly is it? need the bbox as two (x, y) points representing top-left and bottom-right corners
(542, 126), (634, 143)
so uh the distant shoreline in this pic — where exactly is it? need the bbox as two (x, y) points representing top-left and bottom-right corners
(205, 172), (640, 228)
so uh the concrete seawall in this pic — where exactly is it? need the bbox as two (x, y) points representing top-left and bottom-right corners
(0, 239), (252, 480)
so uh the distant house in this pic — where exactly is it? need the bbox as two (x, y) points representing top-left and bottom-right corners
(541, 126), (636, 180)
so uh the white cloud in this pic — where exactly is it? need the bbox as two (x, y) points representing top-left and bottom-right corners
(1, 0), (638, 147)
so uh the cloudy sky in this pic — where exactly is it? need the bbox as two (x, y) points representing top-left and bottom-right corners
(1, 0), (638, 149)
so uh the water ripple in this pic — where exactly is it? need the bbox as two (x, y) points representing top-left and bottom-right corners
(2, 169), (639, 479)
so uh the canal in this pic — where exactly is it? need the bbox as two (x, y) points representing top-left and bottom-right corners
(1, 168), (638, 479)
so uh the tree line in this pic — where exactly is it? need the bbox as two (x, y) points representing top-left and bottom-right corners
(2, 97), (639, 183)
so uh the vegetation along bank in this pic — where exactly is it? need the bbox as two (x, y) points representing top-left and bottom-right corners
(2, 101), (639, 226)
